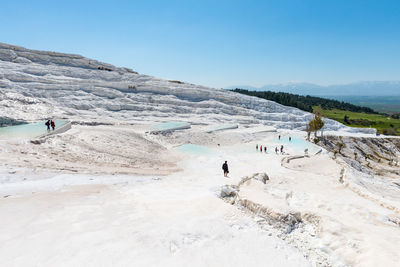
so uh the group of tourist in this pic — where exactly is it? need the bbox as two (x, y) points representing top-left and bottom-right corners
(222, 135), (294, 177)
(256, 144), (268, 153)
(257, 144), (285, 154)
(256, 135), (292, 155)
(45, 119), (56, 131)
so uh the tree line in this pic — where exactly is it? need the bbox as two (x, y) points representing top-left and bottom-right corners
(231, 89), (378, 114)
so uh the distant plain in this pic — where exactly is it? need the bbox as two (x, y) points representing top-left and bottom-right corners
(326, 95), (400, 113)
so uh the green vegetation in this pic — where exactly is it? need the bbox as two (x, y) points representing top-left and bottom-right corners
(307, 113), (325, 140)
(232, 88), (400, 136)
(314, 107), (400, 135)
(232, 89), (377, 114)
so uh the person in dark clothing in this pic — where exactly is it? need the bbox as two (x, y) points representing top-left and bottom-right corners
(45, 120), (50, 131)
(280, 145), (284, 154)
(222, 161), (229, 177)
(50, 120), (55, 131)
(256, 144), (258, 150)
(264, 146), (267, 153)
(278, 135), (281, 140)
(275, 147), (278, 154)
(289, 136), (291, 141)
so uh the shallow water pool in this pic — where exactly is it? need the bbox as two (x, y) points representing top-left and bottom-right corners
(0, 120), (68, 139)
(276, 136), (321, 154)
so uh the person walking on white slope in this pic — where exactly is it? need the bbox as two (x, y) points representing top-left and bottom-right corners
(222, 161), (229, 177)
(45, 120), (50, 131)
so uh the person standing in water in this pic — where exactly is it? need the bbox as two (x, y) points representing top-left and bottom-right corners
(45, 120), (50, 131)
(50, 120), (55, 131)
(222, 161), (229, 177)
(278, 135), (281, 140)
(289, 136), (291, 141)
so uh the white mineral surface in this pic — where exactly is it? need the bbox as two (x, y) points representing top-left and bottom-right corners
(0, 43), (398, 267)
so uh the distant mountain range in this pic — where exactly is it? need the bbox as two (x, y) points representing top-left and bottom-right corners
(227, 81), (400, 96)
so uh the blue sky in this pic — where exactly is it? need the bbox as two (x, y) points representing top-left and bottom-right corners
(1, 0), (400, 88)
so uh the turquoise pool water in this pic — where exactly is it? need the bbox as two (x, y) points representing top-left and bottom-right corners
(0, 120), (68, 139)
(175, 144), (212, 155)
(276, 136), (320, 153)
(152, 122), (190, 131)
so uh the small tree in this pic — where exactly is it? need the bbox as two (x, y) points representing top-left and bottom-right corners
(308, 112), (325, 137)
(344, 115), (350, 124)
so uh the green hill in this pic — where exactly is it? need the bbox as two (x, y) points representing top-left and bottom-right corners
(232, 89), (400, 136)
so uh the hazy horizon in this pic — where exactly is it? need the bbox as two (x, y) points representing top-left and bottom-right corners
(227, 80), (400, 96)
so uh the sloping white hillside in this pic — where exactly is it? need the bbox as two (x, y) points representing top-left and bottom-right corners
(0, 42), (369, 132)
(2, 43), (400, 267)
